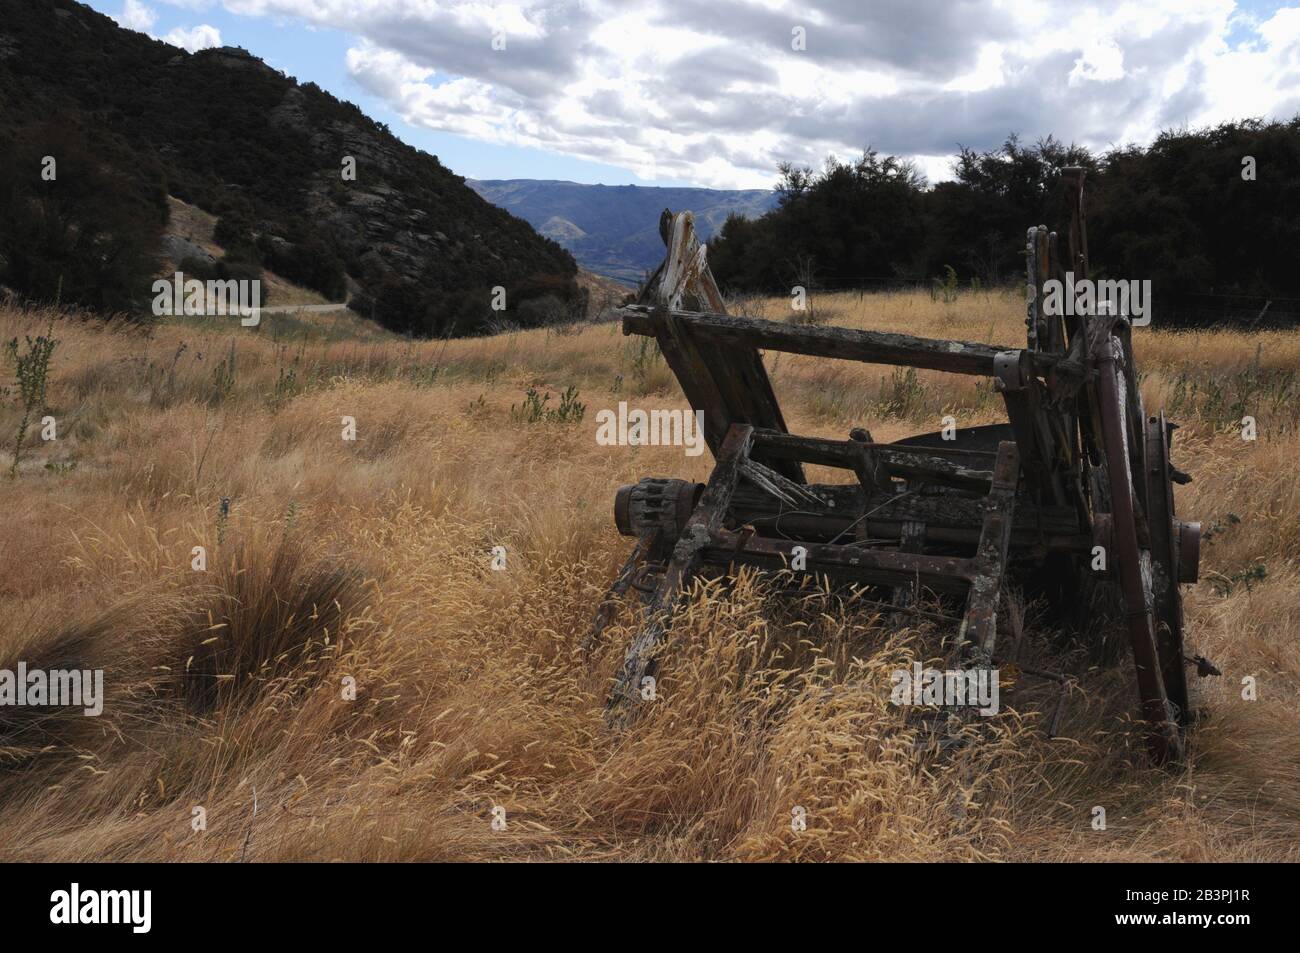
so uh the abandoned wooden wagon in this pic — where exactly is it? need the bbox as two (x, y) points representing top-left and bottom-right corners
(590, 169), (1206, 762)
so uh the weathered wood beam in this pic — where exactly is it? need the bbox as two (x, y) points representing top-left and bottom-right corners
(725, 479), (1084, 551)
(703, 528), (976, 594)
(652, 325), (733, 459)
(622, 304), (1053, 378)
(959, 441), (1020, 656)
(999, 380), (1070, 506)
(848, 427), (887, 495)
(640, 210), (727, 313)
(635, 211), (803, 483)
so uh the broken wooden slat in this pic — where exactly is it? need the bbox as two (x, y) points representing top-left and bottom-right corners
(640, 209), (727, 313)
(739, 457), (827, 510)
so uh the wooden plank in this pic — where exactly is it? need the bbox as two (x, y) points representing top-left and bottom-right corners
(1062, 166), (1090, 277)
(652, 323), (733, 457)
(666, 311), (803, 483)
(636, 210), (803, 483)
(623, 305), (1040, 377)
(1025, 226), (1040, 350)
(1036, 226), (1062, 352)
(704, 528), (976, 594)
(727, 482), (1082, 548)
(999, 380), (1070, 506)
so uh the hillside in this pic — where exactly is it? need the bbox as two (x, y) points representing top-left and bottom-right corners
(0, 290), (1295, 860)
(469, 179), (778, 283)
(162, 196), (333, 308)
(0, 0), (579, 336)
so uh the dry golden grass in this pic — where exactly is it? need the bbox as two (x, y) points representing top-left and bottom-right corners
(0, 289), (1296, 862)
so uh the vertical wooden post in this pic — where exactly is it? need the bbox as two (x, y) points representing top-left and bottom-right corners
(959, 441), (1020, 657)
(891, 519), (926, 609)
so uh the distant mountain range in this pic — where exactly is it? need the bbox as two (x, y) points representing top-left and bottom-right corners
(468, 180), (780, 284)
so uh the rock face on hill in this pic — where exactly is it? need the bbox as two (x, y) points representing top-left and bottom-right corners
(0, 0), (579, 336)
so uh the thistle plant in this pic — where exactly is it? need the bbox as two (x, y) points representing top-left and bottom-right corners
(5, 323), (58, 478)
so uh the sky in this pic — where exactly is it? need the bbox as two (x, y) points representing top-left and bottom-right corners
(86, 0), (1300, 190)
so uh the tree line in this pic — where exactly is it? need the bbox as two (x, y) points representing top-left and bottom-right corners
(709, 118), (1300, 325)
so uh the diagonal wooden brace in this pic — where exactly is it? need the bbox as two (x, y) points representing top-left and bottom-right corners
(606, 423), (754, 716)
(583, 529), (661, 659)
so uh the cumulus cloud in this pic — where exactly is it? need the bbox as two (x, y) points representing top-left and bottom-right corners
(214, 0), (1300, 187)
(163, 24), (223, 51)
(114, 0), (221, 52)
(115, 0), (158, 32)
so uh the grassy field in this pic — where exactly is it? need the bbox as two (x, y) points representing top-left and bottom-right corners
(0, 288), (1296, 861)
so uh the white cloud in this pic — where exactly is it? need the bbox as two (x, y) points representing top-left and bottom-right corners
(163, 24), (223, 51)
(115, 0), (158, 32)
(1068, 37), (1126, 86)
(116, 0), (221, 55)
(211, 0), (1300, 187)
